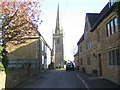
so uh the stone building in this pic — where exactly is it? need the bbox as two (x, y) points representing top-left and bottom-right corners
(77, 2), (120, 85)
(41, 35), (52, 70)
(5, 24), (51, 88)
(6, 25), (41, 72)
(52, 4), (64, 67)
(74, 52), (79, 69)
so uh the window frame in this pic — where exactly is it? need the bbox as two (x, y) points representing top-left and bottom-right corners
(80, 46), (82, 52)
(86, 40), (91, 49)
(86, 56), (91, 65)
(108, 48), (120, 66)
(113, 17), (118, 32)
(106, 17), (118, 37)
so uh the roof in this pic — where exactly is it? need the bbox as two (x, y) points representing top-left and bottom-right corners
(74, 52), (78, 57)
(77, 34), (84, 45)
(77, 2), (117, 45)
(87, 13), (100, 28)
(90, 2), (114, 31)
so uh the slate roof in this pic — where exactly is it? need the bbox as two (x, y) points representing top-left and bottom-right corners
(77, 2), (115, 45)
(87, 13), (100, 28)
(77, 13), (99, 45)
(90, 2), (114, 31)
(77, 34), (84, 45)
(77, 2), (118, 45)
(74, 52), (78, 57)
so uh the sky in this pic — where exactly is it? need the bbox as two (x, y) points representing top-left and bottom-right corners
(38, 0), (109, 61)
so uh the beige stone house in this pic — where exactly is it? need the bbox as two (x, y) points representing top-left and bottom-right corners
(5, 24), (51, 88)
(6, 25), (41, 73)
(74, 52), (79, 69)
(77, 2), (120, 85)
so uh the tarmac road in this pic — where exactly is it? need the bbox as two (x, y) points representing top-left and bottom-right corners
(23, 69), (87, 88)
(22, 69), (120, 89)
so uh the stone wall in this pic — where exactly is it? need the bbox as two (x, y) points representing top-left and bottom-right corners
(78, 11), (120, 85)
(99, 12), (120, 85)
(4, 39), (42, 88)
(6, 68), (39, 88)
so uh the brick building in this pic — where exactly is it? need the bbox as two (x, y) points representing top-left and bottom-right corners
(77, 2), (120, 85)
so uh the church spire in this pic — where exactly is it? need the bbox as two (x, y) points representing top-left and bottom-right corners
(55, 4), (60, 34)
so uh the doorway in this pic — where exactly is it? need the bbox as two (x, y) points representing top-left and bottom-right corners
(98, 54), (102, 76)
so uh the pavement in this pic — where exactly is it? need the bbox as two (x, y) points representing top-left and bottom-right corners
(17, 70), (120, 89)
(76, 71), (120, 89)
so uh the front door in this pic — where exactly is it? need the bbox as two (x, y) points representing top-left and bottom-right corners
(98, 54), (102, 76)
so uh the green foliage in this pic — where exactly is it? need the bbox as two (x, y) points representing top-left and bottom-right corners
(117, 2), (120, 30)
(2, 48), (9, 69)
(0, 46), (4, 59)
(0, 62), (5, 71)
(113, 2), (120, 28)
(114, 2), (120, 39)
(0, 46), (4, 51)
(0, 46), (8, 71)
(116, 2), (120, 21)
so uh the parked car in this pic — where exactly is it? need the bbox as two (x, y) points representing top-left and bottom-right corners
(66, 62), (74, 71)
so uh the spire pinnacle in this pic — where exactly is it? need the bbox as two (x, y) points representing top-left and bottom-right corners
(55, 4), (60, 34)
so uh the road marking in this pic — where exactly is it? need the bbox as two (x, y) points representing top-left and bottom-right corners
(76, 73), (91, 90)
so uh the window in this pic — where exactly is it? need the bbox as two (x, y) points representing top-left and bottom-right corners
(80, 46), (82, 52)
(86, 40), (91, 49)
(87, 57), (91, 65)
(106, 17), (118, 37)
(107, 23), (112, 36)
(80, 59), (83, 65)
(113, 18), (118, 32)
(108, 48), (120, 65)
(112, 50), (116, 65)
(42, 42), (44, 51)
(111, 20), (114, 34)
(116, 49), (120, 65)
(108, 51), (112, 65)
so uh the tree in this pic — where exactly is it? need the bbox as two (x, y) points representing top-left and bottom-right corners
(0, 0), (43, 68)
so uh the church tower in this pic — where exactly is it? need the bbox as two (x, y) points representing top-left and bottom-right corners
(52, 4), (64, 67)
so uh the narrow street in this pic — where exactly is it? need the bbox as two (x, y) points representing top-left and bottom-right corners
(22, 69), (120, 89)
(23, 69), (86, 88)
(0, 1), (120, 89)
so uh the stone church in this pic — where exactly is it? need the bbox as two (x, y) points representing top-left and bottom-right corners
(52, 4), (64, 67)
